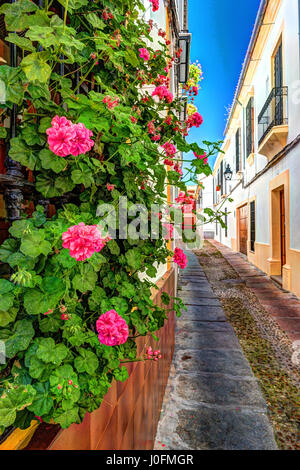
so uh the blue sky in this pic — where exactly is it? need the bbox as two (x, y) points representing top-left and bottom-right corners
(184, 0), (261, 182)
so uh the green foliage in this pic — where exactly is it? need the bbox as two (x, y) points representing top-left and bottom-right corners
(0, 0), (221, 433)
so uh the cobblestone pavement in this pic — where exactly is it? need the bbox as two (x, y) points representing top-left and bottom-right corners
(210, 240), (300, 343)
(154, 250), (277, 450)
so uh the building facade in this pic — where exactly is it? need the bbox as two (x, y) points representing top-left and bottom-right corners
(202, 0), (300, 297)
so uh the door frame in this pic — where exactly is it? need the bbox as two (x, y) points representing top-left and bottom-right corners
(237, 202), (249, 256)
(268, 170), (290, 286)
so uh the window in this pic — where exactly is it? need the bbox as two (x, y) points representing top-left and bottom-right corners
(235, 128), (241, 172)
(225, 208), (228, 238)
(246, 97), (254, 158)
(220, 161), (224, 195)
(250, 201), (256, 252)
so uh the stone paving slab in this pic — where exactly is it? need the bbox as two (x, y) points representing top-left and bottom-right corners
(175, 407), (277, 450)
(178, 294), (222, 306)
(154, 250), (277, 450)
(176, 320), (232, 332)
(176, 374), (266, 408)
(182, 305), (226, 322)
(174, 348), (254, 376)
(176, 330), (241, 350)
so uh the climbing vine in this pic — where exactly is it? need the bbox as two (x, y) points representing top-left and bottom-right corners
(0, 0), (221, 432)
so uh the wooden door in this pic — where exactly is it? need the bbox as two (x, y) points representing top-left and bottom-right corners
(280, 190), (286, 269)
(239, 205), (248, 255)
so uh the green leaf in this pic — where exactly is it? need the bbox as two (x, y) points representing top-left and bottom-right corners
(38, 117), (52, 133)
(39, 315), (61, 333)
(71, 164), (94, 188)
(86, 13), (105, 29)
(55, 249), (77, 268)
(161, 292), (170, 306)
(49, 364), (80, 403)
(36, 173), (75, 197)
(27, 382), (53, 417)
(88, 286), (106, 310)
(28, 82), (51, 100)
(8, 137), (38, 170)
(24, 278), (65, 315)
(0, 292), (14, 311)
(0, 239), (18, 263)
(0, 320), (34, 358)
(0, 0), (36, 31)
(57, 0), (88, 13)
(28, 356), (50, 380)
(21, 52), (52, 83)
(113, 366), (128, 382)
(0, 385), (36, 428)
(146, 265), (157, 278)
(107, 239), (120, 256)
(0, 307), (17, 327)
(8, 219), (33, 238)
(20, 231), (52, 258)
(39, 149), (66, 174)
(0, 279), (14, 294)
(41, 276), (66, 296)
(0, 66), (24, 105)
(72, 265), (97, 292)
(0, 127), (7, 138)
(25, 26), (56, 49)
(21, 125), (43, 146)
(74, 348), (99, 375)
(37, 338), (68, 365)
(118, 282), (135, 299)
(125, 248), (142, 270)
(124, 50), (139, 68)
(6, 33), (35, 52)
(88, 252), (106, 271)
(53, 406), (80, 428)
(111, 297), (128, 315)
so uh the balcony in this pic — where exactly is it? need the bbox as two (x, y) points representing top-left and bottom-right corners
(258, 87), (288, 160)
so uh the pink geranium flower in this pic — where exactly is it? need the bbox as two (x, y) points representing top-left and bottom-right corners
(130, 115), (138, 123)
(96, 310), (129, 346)
(162, 223), (174, 240)
(194, 151), (208, 164)
(62, 222), (109, 261)
(164, 158), (174, 166)
(162, 142), (176, 157)
(107, 183), (114, 191)
(175, 192), (193, 205)
(139, 48), (150, 61)
(46, 116), (94, 157)
(148, 120), (156, 135)
(173, 247), (188, 269)
(152, 85), (173, 103)
(70, 123), (94, 157)
(186, 112), (203, 129)
(103, 95), (120, 109)
(44, 309), (53, 316)
(149, 0), (159, 11)
(174, 163), (183, 176)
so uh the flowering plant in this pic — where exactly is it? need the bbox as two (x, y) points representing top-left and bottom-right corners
(0, 0), (222, 432)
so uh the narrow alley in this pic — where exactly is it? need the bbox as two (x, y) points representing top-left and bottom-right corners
(155, 243), (300, 450)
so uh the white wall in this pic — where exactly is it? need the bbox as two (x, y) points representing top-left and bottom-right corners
(210, 0), (300, 252)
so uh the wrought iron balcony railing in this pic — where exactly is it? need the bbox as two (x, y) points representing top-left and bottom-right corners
(258, 86), (288, 145)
